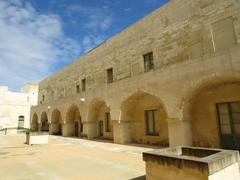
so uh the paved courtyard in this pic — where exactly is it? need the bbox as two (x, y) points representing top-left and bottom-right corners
(0, 134), (157, 180)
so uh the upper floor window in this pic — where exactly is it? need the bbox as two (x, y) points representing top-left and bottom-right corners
(76, 85), (80, 93)
(82, 79), (86, 92)
(143, 52), (154, 72)
(107, 68), (113, 84)
(42, 95), (45, 102)
(145, 109), (159, 136)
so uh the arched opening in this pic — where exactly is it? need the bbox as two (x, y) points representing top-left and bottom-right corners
(50, 109), (62, 135)
(40, 112), (49, 132)
(121, 91), (169, 146)
(65, 105), (82, 137)
(88, 100), (112, 140)
(31, 113), (38, 131)
(187, 81), (240, 150)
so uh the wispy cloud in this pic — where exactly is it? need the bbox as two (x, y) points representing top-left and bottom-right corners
(0, 0), (81, 91)
(66, 4), (114, 31)
(82, 35), (106, 52)
(65, 3), (113, 52)
(124, 8), (132, 12)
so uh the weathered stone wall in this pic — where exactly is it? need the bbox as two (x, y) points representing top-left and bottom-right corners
(0, 84), (38, 129)
(191, 83), (240, 148)
(31, 0), (240, 147)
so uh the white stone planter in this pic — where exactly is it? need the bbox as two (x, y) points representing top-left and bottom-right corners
(26, 132), (49, 145)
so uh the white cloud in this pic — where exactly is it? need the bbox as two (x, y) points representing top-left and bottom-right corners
(82, 35), (106, 52)
(67, 4), (113, 31)
(0, 0), (81, 91)
(124, 8), (132, 12)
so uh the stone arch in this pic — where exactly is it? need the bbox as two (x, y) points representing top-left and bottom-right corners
(31, 113), (38, 131)
(87, 98), (111, 139)
(40, 111), (49, 132)
(182, 75), (240, 149)
(182, 73), (240, 120)
(120, 91), (169, 146)
(50, 109), (62, 135)
(63, 104), (82, 137)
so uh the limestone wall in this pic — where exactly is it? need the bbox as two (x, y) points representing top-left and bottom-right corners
(145, 161), (208, 180)
(191, 83), (240, 148)
(0, 84), (38, 129)
(37, 0), (239, 104)
(31, 0), (240, 147)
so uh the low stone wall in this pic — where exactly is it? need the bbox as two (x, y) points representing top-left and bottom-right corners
(0, 128), (29, 135)
(143, 146), (240, 180)
(26, 132), (49, 145)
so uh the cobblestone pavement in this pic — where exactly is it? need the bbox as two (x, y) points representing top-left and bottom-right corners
(0, 134), (158, 180)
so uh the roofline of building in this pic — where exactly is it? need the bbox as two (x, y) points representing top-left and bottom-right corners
(40, 0), (171, 85)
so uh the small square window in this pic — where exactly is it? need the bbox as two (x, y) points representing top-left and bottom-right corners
(107, 68), (113, 84)
(143, 52), (154, 72)
(82, 79), (86, 92)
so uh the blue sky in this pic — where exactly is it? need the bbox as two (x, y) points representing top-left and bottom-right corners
(0, 0), (168, 91)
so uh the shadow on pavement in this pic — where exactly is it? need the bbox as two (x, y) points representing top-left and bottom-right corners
(129, 175), (146, 180)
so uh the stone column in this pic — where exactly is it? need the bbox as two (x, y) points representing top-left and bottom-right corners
(62, 123), (75, 137)
(38, 123), (41, 132)
(49, 124), (60, 135)
(113, 120), (131, 144)
(82, 121), (88, 137)
(85, 121), (97, 139)
(61, 114), (73, 137)
(168, 118), (192, 147)
(110, 108), (131, 144)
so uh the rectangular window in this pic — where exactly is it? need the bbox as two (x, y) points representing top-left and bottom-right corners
(216, 101), (240, 149)
(42, 95), (45, 102)
(105, 112), (111, 132)
(107, 68), (113, 84)
(82, 79), (86, 92)
(76, 85), (80, 93)
(143, 52), (154, 72)
(217, 102), (240, 135)
(145, 110), (159, 136)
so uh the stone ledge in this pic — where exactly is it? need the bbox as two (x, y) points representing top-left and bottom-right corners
(143, 146), (239, 175)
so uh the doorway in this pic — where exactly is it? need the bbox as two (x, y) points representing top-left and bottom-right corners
(99, 121), (103, 137)
(75, 122), (79, 137)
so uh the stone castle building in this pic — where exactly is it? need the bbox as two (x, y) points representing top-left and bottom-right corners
(0, 84), (38, 131)
(31, 0), (240, 150)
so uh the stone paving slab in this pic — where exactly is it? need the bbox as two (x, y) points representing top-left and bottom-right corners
(0, 134), (156, 180)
